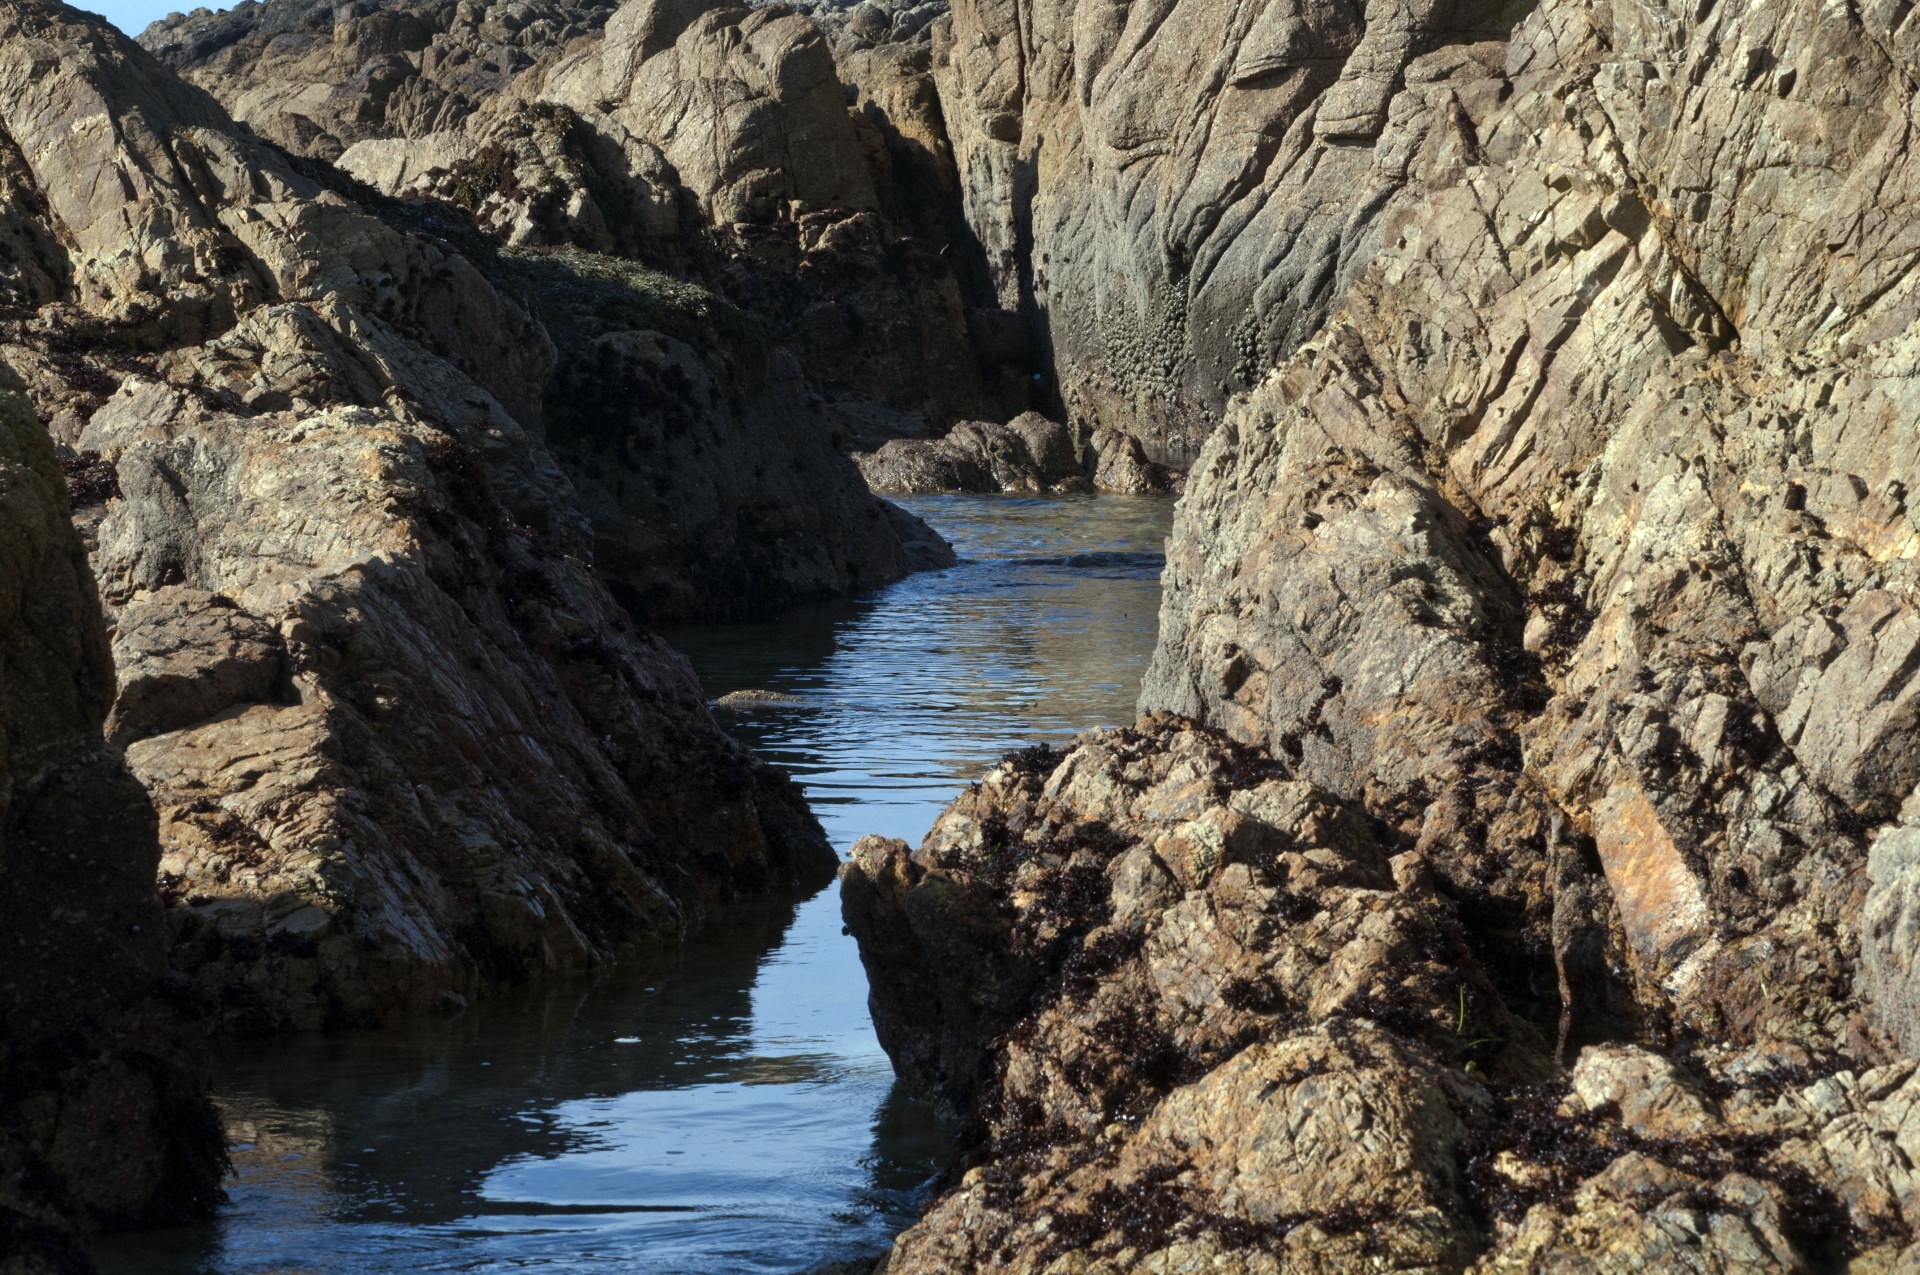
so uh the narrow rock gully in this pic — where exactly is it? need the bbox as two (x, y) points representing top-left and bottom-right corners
(92, 493), (1174, 1275)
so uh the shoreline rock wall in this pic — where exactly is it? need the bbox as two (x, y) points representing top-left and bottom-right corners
(0, 0), (866, 1039)
(932, 0), (1534, 458)
(844, 0), (1920, 1269)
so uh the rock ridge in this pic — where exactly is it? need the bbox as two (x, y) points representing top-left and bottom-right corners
(843, 0), (1920, 1269)
(0, 0), (874, 1049)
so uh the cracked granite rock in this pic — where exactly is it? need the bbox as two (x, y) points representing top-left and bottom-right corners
(846, 0), (1920, 1269)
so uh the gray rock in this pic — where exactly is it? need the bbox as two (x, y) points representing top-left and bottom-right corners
(1864, 826), (1920, 1058)
(856, 412), (1083, 493)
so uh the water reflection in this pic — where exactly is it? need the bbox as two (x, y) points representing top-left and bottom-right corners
(665, 493), (1173, 849)
(95, 492), (1173, 1275)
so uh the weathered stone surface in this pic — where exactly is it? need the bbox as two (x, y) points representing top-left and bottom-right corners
(1864, 826), (1920, 1059)
(856, 412), (1083, 494)
(154, 0), (1034, 430)
(840, 3), (1920, 1266)
(0, 364), (224, 1265)
(82, 366), (837, 1032)
(932, 0), (1522, 455)
(0, 0), (865, 1039)
(512, 253), (957, 620)
(847, 720), (1920, 1272)
(105, 586), (286, 748)
(1142, 0), (1910, 1058)
(1088, 428), (1179, 496)
(140, 0), (619, 158)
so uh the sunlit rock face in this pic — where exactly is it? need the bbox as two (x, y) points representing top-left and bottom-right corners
(0, 364), (225, 1269)
(844, 0), (1920, 1269)
(0, 0), (858, 1045)
(143, 0), (1041, 432)
(1146, 0), (1920, 1058)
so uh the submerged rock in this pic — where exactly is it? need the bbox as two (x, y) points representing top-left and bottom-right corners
(716, 689), (809, 708)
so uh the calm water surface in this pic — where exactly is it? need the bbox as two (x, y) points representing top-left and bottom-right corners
(95, 493), (1173, 1275)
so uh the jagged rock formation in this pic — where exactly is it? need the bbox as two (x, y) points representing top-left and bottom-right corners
(140, 0), (619, 160)
(1145, 0), (1916, 1063)
(143, 0), (1041, 431)
(0, 364), (224, 1271)
(846, 723), (1920, 1273)
(0, 0), (861, 1037)
(844, 0), (1920, 1269)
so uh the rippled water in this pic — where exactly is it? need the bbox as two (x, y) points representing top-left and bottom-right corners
(95, 493), (1173, 1275)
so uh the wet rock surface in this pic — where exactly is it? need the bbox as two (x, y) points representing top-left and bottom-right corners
(0, 364), (224, 1270)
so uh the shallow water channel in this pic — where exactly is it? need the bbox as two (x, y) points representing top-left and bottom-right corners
(95, 493), (1174, 1275)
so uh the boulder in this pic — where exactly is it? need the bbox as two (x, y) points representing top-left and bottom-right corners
(857, 412), (1085, 494)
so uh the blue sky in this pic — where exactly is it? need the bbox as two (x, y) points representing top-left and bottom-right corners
(80, 0), (203, 37)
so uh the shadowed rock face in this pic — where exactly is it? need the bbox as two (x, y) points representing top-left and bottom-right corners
(0, 364), (224, 1270)
(0, 0), (850, 1041)
(933, 0), (1533, 457)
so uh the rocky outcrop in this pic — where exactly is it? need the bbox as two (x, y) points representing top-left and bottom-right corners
(496, 248), (957, 619)
(139, 0), (619, 160)
(0, 0), (858, 1033)
(145, 0), (1039, 430)
(845, 721), (1920, 1272)
(842, 0), (1920, 1268)
(1146, 0), (1916, 1060)
(0, 364), (224, 1268)
(88, 367), (836, 1033)
(856, 411), (1084, 494)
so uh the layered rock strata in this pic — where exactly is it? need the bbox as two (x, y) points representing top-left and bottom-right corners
(0, 0), (853, 1034)
(847, 0), (1920, 1268)
(144, 0), (1039, 430)
(0, 365), (224, 1270)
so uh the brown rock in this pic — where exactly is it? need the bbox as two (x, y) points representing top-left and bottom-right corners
(105, 586), (285, 748)
(857, 412), (1083, 494)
